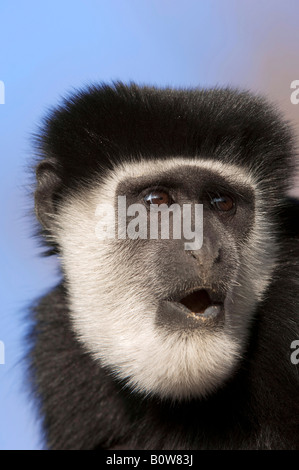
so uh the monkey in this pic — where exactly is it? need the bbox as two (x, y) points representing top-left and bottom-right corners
(28, 82), (299, 450)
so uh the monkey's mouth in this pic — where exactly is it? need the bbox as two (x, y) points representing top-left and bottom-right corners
(177, 289), (224, 320)
(158, 287), (225, 327)
(157, 288), (225, 329)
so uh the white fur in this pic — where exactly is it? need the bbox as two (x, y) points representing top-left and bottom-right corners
(53, 158), (277, 400)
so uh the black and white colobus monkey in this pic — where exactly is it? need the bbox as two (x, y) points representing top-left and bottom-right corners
(29, 82), (299, 450)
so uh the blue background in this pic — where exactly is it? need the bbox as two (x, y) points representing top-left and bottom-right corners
(1, 0), (299, 450)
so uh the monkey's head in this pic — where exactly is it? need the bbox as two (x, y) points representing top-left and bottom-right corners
(34, 83), (295, 400)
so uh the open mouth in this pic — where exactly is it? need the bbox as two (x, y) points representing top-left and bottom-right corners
(175, 288), (224, 320)
(157, 287), (225, 330)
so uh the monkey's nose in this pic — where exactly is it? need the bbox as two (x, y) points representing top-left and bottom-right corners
(189, 243), (222, 268)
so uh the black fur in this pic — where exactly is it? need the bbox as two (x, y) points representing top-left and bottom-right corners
(28, 83), (299, 449)
(34, 82), (294, 217)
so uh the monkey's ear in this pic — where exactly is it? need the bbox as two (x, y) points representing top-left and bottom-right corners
(34, 160), (62, 231)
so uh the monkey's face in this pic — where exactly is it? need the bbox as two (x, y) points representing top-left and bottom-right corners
(54, 158), (277, 400)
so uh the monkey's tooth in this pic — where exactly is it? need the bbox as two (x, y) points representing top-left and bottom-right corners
(202, 305), (222, 318)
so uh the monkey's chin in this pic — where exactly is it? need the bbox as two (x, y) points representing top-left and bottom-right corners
(120, 323), (240, 401)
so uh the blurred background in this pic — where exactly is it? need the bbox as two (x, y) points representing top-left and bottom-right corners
(0, 0), (299, 450)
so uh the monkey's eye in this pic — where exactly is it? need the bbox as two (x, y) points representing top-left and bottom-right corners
(144, 191), (171, 206)
(210, 195), (235, 212)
